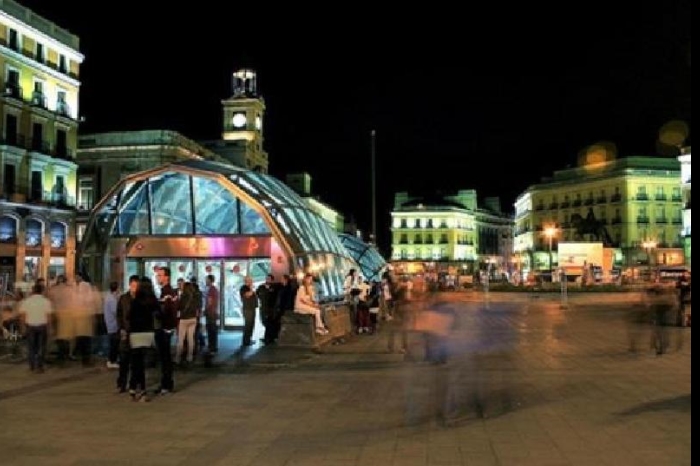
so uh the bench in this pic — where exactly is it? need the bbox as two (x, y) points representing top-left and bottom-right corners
(278, 304), (352, 348)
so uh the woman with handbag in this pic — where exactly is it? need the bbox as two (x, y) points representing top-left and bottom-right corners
(126, 277), (158, 402)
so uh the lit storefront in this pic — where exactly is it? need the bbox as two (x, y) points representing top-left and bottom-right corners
(79, 160), (357, 328)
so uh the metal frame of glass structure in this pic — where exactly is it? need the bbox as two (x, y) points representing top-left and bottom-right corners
(337, 233), (387, 282)
(80, 160), (358, 301)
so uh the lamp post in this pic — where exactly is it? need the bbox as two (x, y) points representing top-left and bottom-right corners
(544, 226), (557, 279)
(642, 239), (657, 281)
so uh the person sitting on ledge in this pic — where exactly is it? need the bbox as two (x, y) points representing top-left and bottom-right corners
(294, 273), (329, 335)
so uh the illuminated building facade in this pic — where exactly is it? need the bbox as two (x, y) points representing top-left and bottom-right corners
(201, 69), (268, 173)
(678, 146), (690, 267)
(80, 160), (359, 329)
(76, 130), (228, 243)
(514, 150), (685, 274)
(0, 0), (83, 285)
(286, 172), (345, 233)
(390, 190), (513, 275)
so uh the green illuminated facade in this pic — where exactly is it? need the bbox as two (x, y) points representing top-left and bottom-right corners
(514, 152), (685, 274)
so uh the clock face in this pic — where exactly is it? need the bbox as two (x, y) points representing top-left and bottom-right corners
(232, 113), (247, 128)
(255, 115), (262, 130)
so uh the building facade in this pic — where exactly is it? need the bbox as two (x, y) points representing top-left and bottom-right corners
(390, 190), (513, 276)
(678, 146), (691, 268)
(514, 150), (685, 276)
(286, 172), (345, 233)
(0, 0), (83, 286)
(75, 129), (228, 244)
(201, 69), (268, 173)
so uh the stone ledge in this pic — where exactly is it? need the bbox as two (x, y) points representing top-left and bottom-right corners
(278, 304), (352, 348)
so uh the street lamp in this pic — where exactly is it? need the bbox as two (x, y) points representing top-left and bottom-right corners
(544, 226), (558, 277)
(642, 239), (657, 281)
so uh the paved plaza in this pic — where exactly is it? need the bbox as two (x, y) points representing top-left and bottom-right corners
(0, 293), (691, 466)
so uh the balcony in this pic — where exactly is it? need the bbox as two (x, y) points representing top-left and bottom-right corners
(0, 133), (26, 148)
(54, 145), (75, 160)
(672, 218), (683, 225)
(635, 194), (649, 201)
(655, 217), (668, 224)
(596, 196), (607, 204)
(3, 81), (23, 100)
(29, 138), (51, 154)
(611, 217), (623, 225)
(56, 101), (72, 119)
(31, 91), (48, 109)
(655, 194), (667, 201)
(636, 216), (650, 224)
(572, 200), (582, 207)
(535, 204), (545, 211)
(584, 198), (595, 206)
(560, 201), (571, 208)
(672, 195), (683, 202)
(611, 194), (622, 202)
(549, 202), (559, 210)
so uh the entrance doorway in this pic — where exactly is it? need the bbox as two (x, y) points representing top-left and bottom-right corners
(127, 258), (271, 332)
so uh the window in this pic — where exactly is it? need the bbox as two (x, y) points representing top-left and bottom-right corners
(59, 54), (68, 73)
(32, 81), (46, 107)
(26, 219), (43, 247)
(638, 206), (647, 217)
(31, 171), (43, 201)
(4, 113), (18, 144)
(57, 90), (69, 115)
(672, 187), (682, 199)
(5, 69), (21, 98)
(53, 175), (67, 204)
(31, 122), (44, 151)
(0, 216), (17, 243)
(3, 164), (16, 195)
(78, 178), (94, 210)
(8, 29), (19, 51)
(50, 222), (66, 249)
(56, 129), (68, 157)
(35, 43), (45, 63)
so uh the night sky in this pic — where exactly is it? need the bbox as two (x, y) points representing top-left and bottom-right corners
(20, 1), (691, 254)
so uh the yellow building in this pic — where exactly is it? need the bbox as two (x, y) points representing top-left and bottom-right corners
(514, 149), (685, 276)
(390, 190), (513, 276)
(0, 0), (83, 286)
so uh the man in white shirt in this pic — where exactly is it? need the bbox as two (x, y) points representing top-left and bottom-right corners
(19, 283), (54, 373)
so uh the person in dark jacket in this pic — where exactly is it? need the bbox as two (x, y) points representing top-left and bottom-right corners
(256, 274), (281, 345)
(115, 275), (139, 393)
(127, 277), (158, 402)
(240, 276), (259, 346)
(155, 267), (177, 394)
(276, 274), (297, 316)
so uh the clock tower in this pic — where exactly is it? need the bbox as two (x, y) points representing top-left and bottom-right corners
(218, 69), (268, 172)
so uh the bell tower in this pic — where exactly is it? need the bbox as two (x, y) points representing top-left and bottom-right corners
(220, 69), (268, 172)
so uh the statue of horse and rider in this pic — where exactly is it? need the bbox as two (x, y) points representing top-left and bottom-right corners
(570, 209), (614, 246)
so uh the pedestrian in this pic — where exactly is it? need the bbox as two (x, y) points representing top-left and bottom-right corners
(116, 275), (139, 394)
(204, 274), (219, 354)
(240, 276), (259, 346)
(256, 274), (281, 345)
(103, 281), (120, 369)
(18, 283), (53, 373)
(155, 267), (177, 395)
(127, 277), (157, 402)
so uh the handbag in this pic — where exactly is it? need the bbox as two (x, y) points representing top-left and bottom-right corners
(129, 331), (154, 348)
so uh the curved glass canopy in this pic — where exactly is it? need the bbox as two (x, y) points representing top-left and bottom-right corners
(81, 160), (357, 300)
(337, 233), (387, 282)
